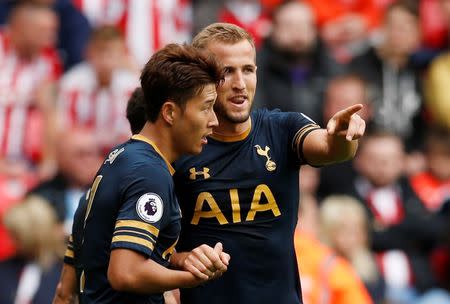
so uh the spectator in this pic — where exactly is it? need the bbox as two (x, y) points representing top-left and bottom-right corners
(57, 25), (139, 153)
(29, 128), (102, 235)
(321, 74), (373, 128)
(218, 0), (271, 48)
(295, 194), (374, 304)
(73, 0), (193, 67)
(0, 173), (39, 261)
(192, 0), (225, 34)
(0, 0), (92, 72)
(300, 165), (320, 198)
(305, 0), (383, 63)
(352, 132), (441, 303)
(0, 195), (65, 304)
(350, 0), (423, 150)
(256, 0), (342, 122)
(317, 74), (372, 199)
(320, 195), (385, 303)
(410, 126), (450, 212)
(0, 3), (61, 180)
(410, 126), (450, 294)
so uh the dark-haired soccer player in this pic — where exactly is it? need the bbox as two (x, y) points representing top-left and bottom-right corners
(53, 87), (148, 304)
(172, 23), (366, 304)
(126, 87), (147, 135)
(54, 43), (230, 304)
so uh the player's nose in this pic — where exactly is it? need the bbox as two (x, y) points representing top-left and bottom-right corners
(232, 70), (246, 90)
(208, 109), (219, 128)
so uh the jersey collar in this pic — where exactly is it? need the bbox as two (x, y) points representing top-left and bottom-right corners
(209, 118), (252, 142)
(131, 134), (175, 175)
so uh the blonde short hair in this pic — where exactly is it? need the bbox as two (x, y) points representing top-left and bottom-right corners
(3, 195), (64, 269)
(192, 22), (255, 50)
(319, 195), (368, 242)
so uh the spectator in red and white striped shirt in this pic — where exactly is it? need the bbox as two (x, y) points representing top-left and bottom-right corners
(72, 0), (193, 67)
(0, 3), (61, 180)
(57, 25), (139, 153)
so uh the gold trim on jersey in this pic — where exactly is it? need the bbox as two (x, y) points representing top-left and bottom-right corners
(131, 134), (175, 175)
(80, 271), (85, 293)
(65, 247), (74, 258)
(113, 229), (156, 244)
(112, 235), (155, 251)
(162, 238), (179, 260)
(115, 220), (160, 238)
(209, 118), (252, 142)
(291, 124), (321, 159)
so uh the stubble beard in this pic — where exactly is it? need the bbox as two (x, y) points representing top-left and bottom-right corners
(214, 101), (251, 125)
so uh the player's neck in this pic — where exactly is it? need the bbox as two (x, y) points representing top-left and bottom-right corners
(213, 117), (251, 137)
(139, 123), (177, 163)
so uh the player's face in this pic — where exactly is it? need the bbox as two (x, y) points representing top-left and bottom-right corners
(174, 83), (218, 155)
(207, 40), (257, 124)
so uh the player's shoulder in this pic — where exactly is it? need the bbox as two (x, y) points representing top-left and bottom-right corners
(252, 108), (317, 128)
(103, 139), (172, 180)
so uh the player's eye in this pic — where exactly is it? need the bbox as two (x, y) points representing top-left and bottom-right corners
(223, 67), (232, 75)
(203, 102), (214, 111)
(243, 66), (255, 73)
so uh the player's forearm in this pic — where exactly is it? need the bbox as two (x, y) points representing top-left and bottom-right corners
(303, 129), (358, 166)
(52, 264), (78, 304)
(53, 289), (77, 304)
(108, 249), (202, 294)
(110, 259), (198, 293)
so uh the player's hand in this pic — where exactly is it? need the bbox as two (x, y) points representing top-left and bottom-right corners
(210, 243), (231, 279)
(327, 104), (366, 141)
(182, 243), (229, 280)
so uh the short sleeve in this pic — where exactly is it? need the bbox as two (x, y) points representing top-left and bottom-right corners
(64, 235), (75, 265)
(278, 112), (321, 165)
(64, 194), (88, 266)
(111, 163), (172, 257)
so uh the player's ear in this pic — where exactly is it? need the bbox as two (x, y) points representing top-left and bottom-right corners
(161, 101), (177, 125)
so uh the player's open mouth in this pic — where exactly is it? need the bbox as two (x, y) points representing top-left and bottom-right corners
(229, 95), (247, 105)
(201, 135), (209, 145)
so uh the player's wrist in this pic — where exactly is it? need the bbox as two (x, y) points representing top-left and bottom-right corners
(172, 270), (205, 289)
(169, 251), (189, 270)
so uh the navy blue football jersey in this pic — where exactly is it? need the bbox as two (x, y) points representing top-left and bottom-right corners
(173, 109), (320, 304)
(73, 134), (181, 304)
(64, 194), (88, 295)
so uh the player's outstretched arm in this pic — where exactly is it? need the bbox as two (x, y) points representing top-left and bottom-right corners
(170, 242), (231, 279)
(108, 248), (217, 294)
(302, 104), (366, 166)
(52, 263), (78, 304)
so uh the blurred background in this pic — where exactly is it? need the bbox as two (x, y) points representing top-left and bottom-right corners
(0, 0), (448, 303)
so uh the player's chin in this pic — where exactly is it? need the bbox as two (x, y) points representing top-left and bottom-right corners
(228, 110), (250, 123)
(190, 142), (205, 155)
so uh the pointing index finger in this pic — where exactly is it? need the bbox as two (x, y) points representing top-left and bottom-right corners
(339, 104), (363, 118)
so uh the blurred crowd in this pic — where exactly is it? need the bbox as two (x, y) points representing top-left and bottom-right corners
(0, 0), (449, 304)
